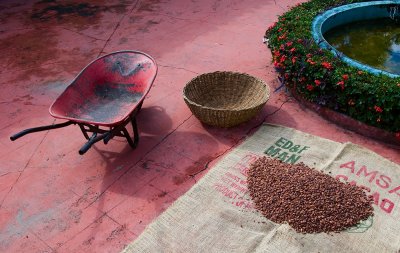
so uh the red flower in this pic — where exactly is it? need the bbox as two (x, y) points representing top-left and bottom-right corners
(290, 47), (296, 53)
(314, 80), (321, 86)
(268, 22), (277, 30)
(278, 33), (287, 41)
(297, 39), (303, 43)
(278, 27), (283, 32)
(292, 57), (297, 64)
(273, 50), (281, 57)
(342, 74), (349, 80)
(374, 105), (383, 113)
(321, 62), (332, 70)
(274, 60), (279, 67)
(307, 58), (316, 65)
(286, 41), (293, 47)
(306, 53), (312, 58)
(337, 81), (345, 90)
(280, 55), (287, 63)
(306, 84), (314, 91)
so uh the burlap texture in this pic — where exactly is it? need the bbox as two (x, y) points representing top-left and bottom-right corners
(122, 124), (400, 253)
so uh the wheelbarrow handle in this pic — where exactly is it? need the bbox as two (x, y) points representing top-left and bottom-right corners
(10, 121), (74, 141)
(79, 132), (111, 155)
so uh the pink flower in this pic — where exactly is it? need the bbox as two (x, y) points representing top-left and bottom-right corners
(307, 58), (316, 65)
(278, 33), (287, 41)
(292, 57), (297, 64)
(273, 50), (281, 57)
(374, 105), (383, 113)
(314, 80), (321, 86)
(321, 62), (332, 70)
(290, 47), (296, 53)
(337, 81), (345, 90)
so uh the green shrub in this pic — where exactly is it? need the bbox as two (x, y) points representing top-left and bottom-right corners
(265, 0), (400, 139)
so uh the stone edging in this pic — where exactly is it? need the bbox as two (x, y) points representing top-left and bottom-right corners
(289, 88), (400, 147)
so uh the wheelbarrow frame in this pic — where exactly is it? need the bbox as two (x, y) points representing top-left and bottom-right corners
(10, 50), (157, 155)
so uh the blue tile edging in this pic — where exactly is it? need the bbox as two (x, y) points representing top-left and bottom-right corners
(312, 1), (400, 78)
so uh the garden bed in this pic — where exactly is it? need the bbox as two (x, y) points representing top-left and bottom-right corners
(264, 0), (400, 145)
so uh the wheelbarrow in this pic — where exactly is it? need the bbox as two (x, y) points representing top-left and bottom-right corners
(10, 50), (157, 155)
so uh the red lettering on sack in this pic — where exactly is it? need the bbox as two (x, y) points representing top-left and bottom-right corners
(388, 185), (400, 197)
(241, 153), (259, 165)
(376, 175), (392, 189)
(380, 199), (394, 214)
(340, 161), (356, 173)
(370, 192), (380, 205)
(214, 184), (239, 199)
(338, 161), (398, 198)
(356, 166), (378, 183)
(334, 174), (396, 215)
(235, 163), (249, 177)
(336, 174), (348, 182)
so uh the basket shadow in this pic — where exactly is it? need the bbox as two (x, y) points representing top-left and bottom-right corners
(198, 103), (297, 146)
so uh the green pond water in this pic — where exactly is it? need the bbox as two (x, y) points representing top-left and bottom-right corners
(324, 18), (400, 75)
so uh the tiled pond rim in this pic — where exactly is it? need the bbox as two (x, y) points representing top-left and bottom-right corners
(312, 0), (400, 78)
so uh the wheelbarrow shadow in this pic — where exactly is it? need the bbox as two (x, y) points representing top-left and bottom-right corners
(81, 105), (175, 239)
(86, 129), (221, 239)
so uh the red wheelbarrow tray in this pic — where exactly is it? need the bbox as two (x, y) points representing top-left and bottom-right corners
(10, 50), (157, 155)
(50, 50), (157, 126)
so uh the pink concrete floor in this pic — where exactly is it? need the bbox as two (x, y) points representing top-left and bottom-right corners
(0, 0), (399, 252)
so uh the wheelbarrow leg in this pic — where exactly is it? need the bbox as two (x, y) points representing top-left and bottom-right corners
(10, 121), (74, 141)
(78, 124), (90, 140)
(79, 131), (112, 155)
(126, 116), (139, 148)
(102, 116), (139, 149)
(136, 101), (143, 113)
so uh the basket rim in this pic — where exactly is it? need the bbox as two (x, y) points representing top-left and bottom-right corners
(183, 71), (270, 112)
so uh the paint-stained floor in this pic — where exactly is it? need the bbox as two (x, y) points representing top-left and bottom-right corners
(0, 0), (399, 252)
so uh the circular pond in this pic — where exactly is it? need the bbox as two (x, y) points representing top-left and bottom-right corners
(312, 1), (400, 77)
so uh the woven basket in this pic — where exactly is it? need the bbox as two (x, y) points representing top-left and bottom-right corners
(183, 71), (270, 127)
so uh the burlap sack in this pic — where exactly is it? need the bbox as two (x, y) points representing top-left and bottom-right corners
(122, 124), (400, 253)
